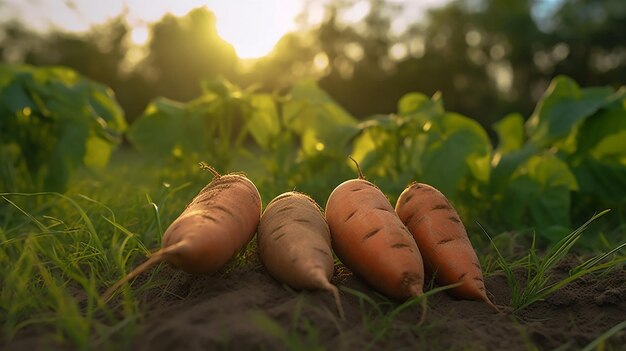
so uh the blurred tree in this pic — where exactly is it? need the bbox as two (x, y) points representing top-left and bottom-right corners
(238, 31), (321, 92)
(2, 0), (624, 127)
(397, 0), (547, 125)
(140, 8), (239, 102)
(0, 7), (241, 123)
(550, 0), (626, 88)
(0, 17), (150, 121)
(317, 0), (403, 117)
(24, 18), (129, 90)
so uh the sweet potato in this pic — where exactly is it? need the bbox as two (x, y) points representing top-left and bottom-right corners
(257, 191), (344, 319)
(325, 159), (425, 301)
(102, 164), (262, 301)
(395, 182), (496, 309)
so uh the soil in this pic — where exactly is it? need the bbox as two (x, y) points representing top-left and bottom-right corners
(4, 255), (625, 351)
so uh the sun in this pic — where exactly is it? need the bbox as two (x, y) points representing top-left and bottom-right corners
(202, 0), (301, 59)
(126, 0), (301, 59)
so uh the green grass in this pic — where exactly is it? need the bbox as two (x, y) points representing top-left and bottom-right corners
(0, 151), (204, 347)
(1, 149), (625, 350)
(249, 298), (327, 351)
(481, 210), (626, 312)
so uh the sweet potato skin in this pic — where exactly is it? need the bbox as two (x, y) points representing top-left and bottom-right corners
(162, 174), (262, 274)
(395, 182), (492, 304)
(326, 179), (424, 300)
(257, 191), (334, 290)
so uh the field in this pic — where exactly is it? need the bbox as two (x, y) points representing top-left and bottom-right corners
(1, 65), (625, 350)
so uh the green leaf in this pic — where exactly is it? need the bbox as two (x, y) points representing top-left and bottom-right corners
(526, 153), (578, 191)
(574, 96), (626, 157)
(1, 64), (125, 191)
(45, 122), (90, 191)
(572, 158), (626, 203)
(493, 113), (525, 155)
(496, 153), (577, 230)
(127, 97), (207, 158)
(86, 83), (127, 140)
(247, 94), (280, 149)
(591, 131), (626, 160)
(527, 76), (616, 146)
(421, 113), (491, 197)
(397, 91), (444, 116)
(283, 81), (358, 155)
(0, 76), (36, 114)
(83, 136), (112, 169)
(490, 143), (541, 191)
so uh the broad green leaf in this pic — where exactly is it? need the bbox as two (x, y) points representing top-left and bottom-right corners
(283, 81), (358, 155)
(1, 64), (125, 191)
(490, 143), (541, 191)
(527, 76), (616, 145)
(529, 185), (572, 234)
(127, 97), (205, 158)
(128, 91), (246, 170)
(0, 78), (35, 114)
(421, 113), (491, 197)
(86, 83), (127, 138)
(574, 96), (626, 157)
(496, 154), (575, 230)
(83, 136), (112, 169)
(352, 125), (393, 177)
(247, 94), (280, 149)
(397, 91), (444, 116)
(493, 113), (525, 155)
(572, 158), (626, 203)
(45, 122), (89, 191)
(443, 113), (491, 183)
(286, 79), (335, 105)
(591, 131), (626, 160)
(421, 132), (473, 197)
(526, 154), (578, 191)
(201, 78), (238, 98)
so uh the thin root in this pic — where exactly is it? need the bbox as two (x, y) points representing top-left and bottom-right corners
(417, 296), (428, 326)
(326, 283), (346, 321)
(101, 253), (165, 302)
(199, 162), (221, 178)
(348, 156), (365, 180)
(484, 296), (502, 313)
(101, 241), (186, 302)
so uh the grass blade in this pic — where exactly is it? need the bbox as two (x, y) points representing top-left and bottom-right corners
(581, 320), (626, 351)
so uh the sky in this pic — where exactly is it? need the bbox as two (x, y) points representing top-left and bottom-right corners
(1, 0), (448, 59)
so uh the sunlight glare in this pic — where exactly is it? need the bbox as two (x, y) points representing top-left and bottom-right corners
(130, 26), (150, 45)
(205, 0), (300, 59)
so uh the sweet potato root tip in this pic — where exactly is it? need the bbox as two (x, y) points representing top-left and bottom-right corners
(324, 279), (346, 321)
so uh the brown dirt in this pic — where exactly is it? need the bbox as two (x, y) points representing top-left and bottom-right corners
(132, 255), (625, 351)
(3, 256), (625, 350)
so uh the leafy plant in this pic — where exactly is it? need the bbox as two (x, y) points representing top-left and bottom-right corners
(0, 64), (126, 192)
(127, 79), (256, 171)
(128, 79), (359, 205)
(352, 92), (491, 204)
(490, 76), (626, 235)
